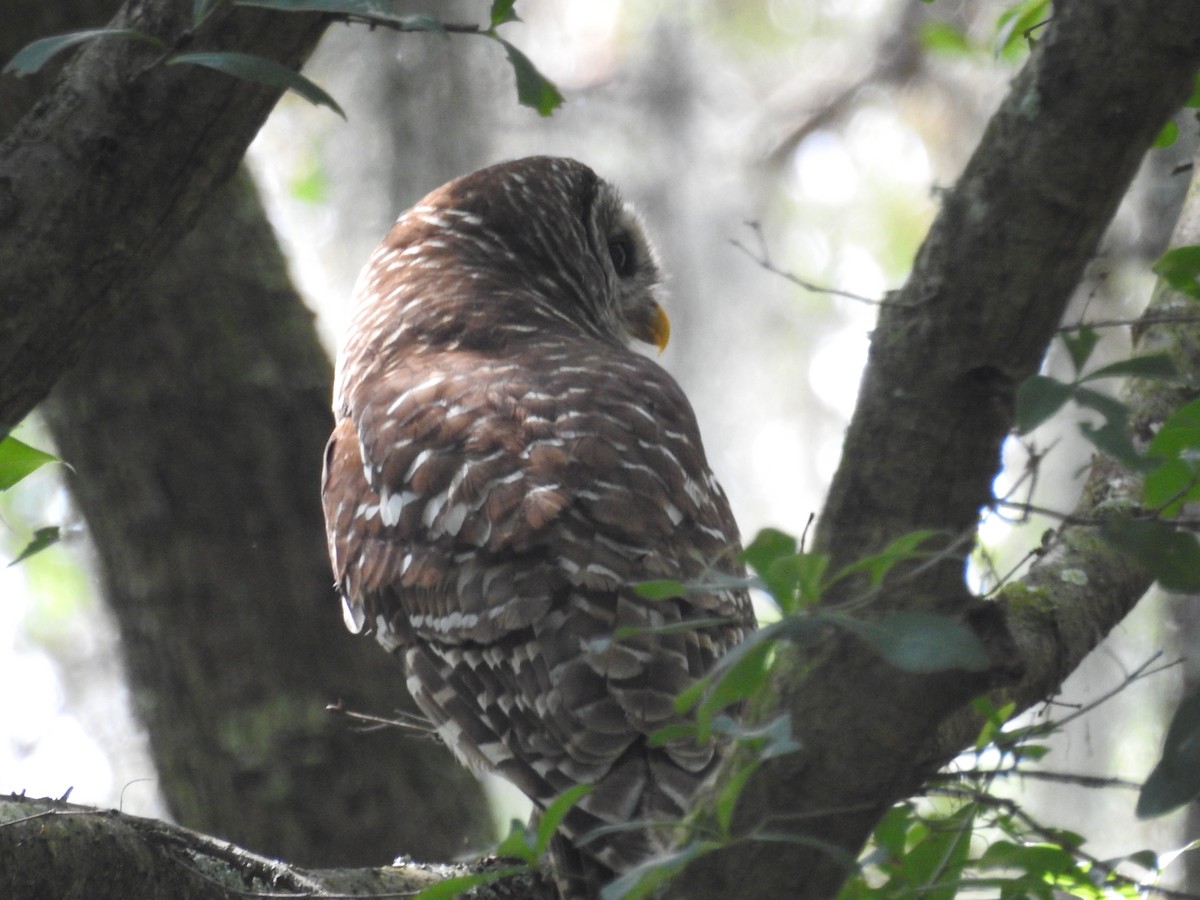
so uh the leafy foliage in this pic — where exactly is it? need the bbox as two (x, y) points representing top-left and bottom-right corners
(2, 29), (165, 76)
(492, 37), (564, 117)
(5, 0), (563, 119)
(169, 51), (346, 117)
(1153, 245), (1200, 300)
(993, 0), (1051, 59)
(1137, 688), (1200, 818)
(0, 437), (62, 566)
(830, 610), (989, 674)
(838, 695), (1162, 899)
(411, 785), (591, 899)
(0, 436), (57, 491)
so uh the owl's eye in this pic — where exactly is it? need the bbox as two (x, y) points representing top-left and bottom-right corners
(607, 233), (637, 278)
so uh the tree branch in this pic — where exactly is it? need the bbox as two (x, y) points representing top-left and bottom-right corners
(0, 0), (329, 435)
(0, 794), (555, 900)
(935, 139), (1200, 757)
(669, 3), (1200, 897)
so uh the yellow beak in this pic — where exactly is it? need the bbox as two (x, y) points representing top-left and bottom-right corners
(631, 302), (671, 354)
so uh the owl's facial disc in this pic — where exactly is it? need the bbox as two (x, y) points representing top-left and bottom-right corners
(595, 196), (669, 352)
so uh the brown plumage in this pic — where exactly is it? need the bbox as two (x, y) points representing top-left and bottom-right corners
(321, 156), (754, 898)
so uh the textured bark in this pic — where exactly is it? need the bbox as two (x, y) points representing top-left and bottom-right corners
(0, 0), (328, 434)
(668, 3), (1200, 898)
(5, 0), (491, 867)
(6, 0), (1200, 897)
(39, 169), (491, 865)
(0, 794), (552, 900)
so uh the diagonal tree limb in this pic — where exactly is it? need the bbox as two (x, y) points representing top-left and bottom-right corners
(934, 144), (1200, 758)
(669, 3), (1200, 898)
(0, 0), (329, 435)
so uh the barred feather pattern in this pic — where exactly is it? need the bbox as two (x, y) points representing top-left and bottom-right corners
(321, 157), (754, 898)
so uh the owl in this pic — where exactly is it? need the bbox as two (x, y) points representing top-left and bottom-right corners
(321, 156), (754, 898)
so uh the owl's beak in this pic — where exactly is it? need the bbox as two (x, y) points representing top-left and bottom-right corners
(629, 302), (671, 354)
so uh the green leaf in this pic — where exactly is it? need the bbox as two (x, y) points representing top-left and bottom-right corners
(1100, 519), (1200, 592)
(601, 841), (716, 900)
(742, 529), (823, 611)
(4, 29), (165, 77)
(413, 866), (526, 900)
(1080, 353), (1176, 383)
(992, 0), (1051, 60)
(741, 527), (798, 574)
(1061, 326), (1099, 375)
(490, 0), (520, 27)
(169, 52), (346, 118)
(971, 696), (1016, 750)
(534, 785), (591, 857)
(646, 722), (697, 747)
(675, 616), (820, 723)
(1145, 397), (1200, 514)
(901, 803), (975, 898)
(493, 818), (537, 863)
(194, 0), (219, 26)
(979, 840), (1078, 877)
(1187, 72), (1200, 109)
(1078, 419), (1147, 471)
(633, 579), (686, 600)
(1138, 689), (1200, 818)
(1154, 119), (1180, 149)
(1153, 246), (1200, 300)
(1072, 387), (1149, 471)
(765, 552), (828, 613)
(1015, 375), (1073, 433)
(833, 529), (941, 588)
(8, 526), (61, 567)
(1070, 384), (1128, 424)
(832, 611), (990, 673)
(919, 21), (972, 56)
(235, 0), (447, 34)
(0, 436), (58, 490)
(492, 37), (563, 116)
(715, 761), (759, 836)
(712, 712), (800, 761)
(694, 637), (774, 736)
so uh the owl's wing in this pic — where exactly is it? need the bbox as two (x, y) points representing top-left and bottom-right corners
(322, 341), (752, 872)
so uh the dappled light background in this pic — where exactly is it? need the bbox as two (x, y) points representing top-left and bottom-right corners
(4, 0), (1197, 880)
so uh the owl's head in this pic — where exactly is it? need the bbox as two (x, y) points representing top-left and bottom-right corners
(360, 156), (670, 355)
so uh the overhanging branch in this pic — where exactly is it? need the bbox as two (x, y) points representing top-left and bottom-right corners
(0, 0), (329, 434)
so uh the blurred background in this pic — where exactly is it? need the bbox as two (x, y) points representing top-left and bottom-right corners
(3, 0), (1197, 883)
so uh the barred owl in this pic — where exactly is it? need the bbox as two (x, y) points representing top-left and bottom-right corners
(321, 156), (754, 898)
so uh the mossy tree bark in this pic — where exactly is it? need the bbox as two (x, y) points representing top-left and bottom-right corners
(3, 0), (1200, 897)
(668, 2), (1200, 897)
(3, 0), (489, 869)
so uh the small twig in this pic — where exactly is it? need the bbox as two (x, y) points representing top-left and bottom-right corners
(798, 512), (816, 553)
(119, 778), (154, 812)
(994, 769), (1143, 790)
(1044, 652), (1178, 734)
(1059, 313), (1200, 333)
(326, 14), (483, 35)
(980, 539), (1050, 599)
(731, 223), (889, 307)
(326, 699), (438, 738)
(991, 498), (1107, 526)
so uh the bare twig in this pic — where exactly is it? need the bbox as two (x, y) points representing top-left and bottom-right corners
(731, 223), (888, 307)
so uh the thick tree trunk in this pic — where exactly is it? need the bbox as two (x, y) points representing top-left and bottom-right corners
(0, 0), (328, 434)
(668, 3), (1200, 898)
(6, 0), (1200, 897)
(4, 0), (490, 867)
(38, 168), (491, 865)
